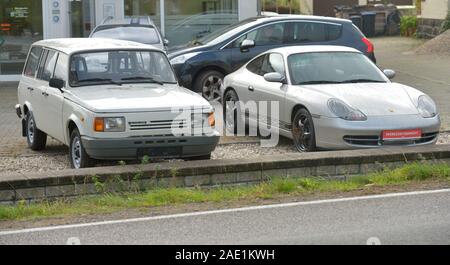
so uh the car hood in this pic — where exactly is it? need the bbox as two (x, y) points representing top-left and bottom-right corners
(301, 82), (420, 116)
(168, 44), (210, 59)
(65, 84), (212, 113)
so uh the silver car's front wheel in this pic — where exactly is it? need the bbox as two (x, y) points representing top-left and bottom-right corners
(292, 108), (317, 152)
(223, 89), (240, 134)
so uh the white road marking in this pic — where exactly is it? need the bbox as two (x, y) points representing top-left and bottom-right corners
(0, 189), (449, 236)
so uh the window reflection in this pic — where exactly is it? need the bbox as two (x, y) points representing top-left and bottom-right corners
(0, 0), (43, 75)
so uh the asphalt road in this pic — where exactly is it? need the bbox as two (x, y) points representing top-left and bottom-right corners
(1, 189), (449, 245)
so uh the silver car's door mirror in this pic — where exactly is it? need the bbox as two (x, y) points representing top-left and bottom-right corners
(164, 39), (170, 46)
(264, 72), (285, 83)
(383, 69), (396, 79)
(240, 39), (255, 53)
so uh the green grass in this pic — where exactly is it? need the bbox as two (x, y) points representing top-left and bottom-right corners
(0, 163), (449, 221)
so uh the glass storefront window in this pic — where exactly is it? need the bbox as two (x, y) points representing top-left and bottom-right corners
(124, 0), (161, 29)
(165, 0), (239, 47)
(0, 0), (43, 75)
(262, 0), (301, 14)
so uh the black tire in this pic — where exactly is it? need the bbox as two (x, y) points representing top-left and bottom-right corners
(292, 108), (317, 152)
(26, 112), (47, 151)
(223, 89), (241, 135)
(186, 154), (211, 161)
(69, 128), (94, 169)
(194, 70), (224, 101)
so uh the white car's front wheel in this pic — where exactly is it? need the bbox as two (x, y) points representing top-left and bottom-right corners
(69, 128), (93, 169)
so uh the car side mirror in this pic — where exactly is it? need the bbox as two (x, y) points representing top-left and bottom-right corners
(49, 78), (65, 91)
(264, 72), (285, 83)
(383, 69), (396, 79)
(240, 39), (255, 53)
(164, 39), (170, 46)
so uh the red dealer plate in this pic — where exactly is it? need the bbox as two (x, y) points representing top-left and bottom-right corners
(382, 129), (422, 140)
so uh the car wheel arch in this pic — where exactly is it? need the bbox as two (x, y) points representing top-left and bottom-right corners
(194, 66), (227, 85)
(66, 116), (84, 145)
(291, 104), (311, 123)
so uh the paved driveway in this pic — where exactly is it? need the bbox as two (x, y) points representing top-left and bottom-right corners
(372, 37), (450, 131)
(0, 84), (63, 157)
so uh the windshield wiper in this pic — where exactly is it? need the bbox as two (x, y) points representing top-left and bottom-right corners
(297, 81), (343, 85)
(121, 77), (165, 85)
(78, 78), (122, 86)
(341, 79), (386, 84)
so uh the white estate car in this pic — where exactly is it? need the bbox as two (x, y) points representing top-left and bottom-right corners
(15, 38), (219, 169)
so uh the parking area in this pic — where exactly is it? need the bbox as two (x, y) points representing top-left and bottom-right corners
(0, 36), (449, 173)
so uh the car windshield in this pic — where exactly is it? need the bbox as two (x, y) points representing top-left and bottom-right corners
(288, 52), (387, 85)
(91, 26), (160, 44)
(69, 50), (177, 87)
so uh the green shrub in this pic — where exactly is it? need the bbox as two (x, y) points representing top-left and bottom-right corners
(442, 11), (450, 32)
(400, 16), (418, 36)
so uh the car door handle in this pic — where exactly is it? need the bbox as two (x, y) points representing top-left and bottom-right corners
(42, 92), (49, 97)
(27, 87), (34, 92)
(248, 86), (254, 92)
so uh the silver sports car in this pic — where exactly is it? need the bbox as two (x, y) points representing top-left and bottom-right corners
(221, 46), (441, 151)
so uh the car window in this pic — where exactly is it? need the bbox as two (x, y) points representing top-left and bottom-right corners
(39, 50), (58, 82)
(91, 26), (161, 44)
(288, 52), (386, 85)
(69, 50), (177, 87)
(285, 22), (342, 44)
(260, 53), (285, 76)
(24, 46), (42, 77)
(231, 23), (285, 48)
(246, 55), (265, 75)
(53, 53), (68, 82)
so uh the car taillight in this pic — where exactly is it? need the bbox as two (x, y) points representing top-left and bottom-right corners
(362, 37), (374, 53)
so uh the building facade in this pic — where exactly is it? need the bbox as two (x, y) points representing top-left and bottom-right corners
(0, 0), (258, 81)
(417, 0), (450, 38)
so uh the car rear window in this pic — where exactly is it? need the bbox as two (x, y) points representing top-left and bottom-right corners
(284, 22), (342, 43)
(92, 26), (161, 45)
(23, 46), (42, 77)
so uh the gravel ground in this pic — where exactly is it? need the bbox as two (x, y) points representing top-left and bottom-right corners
(0, 133), (449, 175)
(415, 29), (450, 55)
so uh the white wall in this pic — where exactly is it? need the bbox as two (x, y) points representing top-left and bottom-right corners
(43, 0), (71, 39)
(95, 0), (125, 26)
(239, 0), (258, 20)
(421, 0), (449, 20)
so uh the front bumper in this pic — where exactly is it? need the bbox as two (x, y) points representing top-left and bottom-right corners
(81, 134), (220, 160)
(314, 114), (441, 150)
(172, 63), (193, 89)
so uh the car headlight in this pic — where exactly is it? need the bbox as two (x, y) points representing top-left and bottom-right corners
(170, 52), (200, 65)
(417, 95), (437, 118)
(328, 99), (367, 121)
(191, 112), (215, 128)
(94, 117), (126, 132)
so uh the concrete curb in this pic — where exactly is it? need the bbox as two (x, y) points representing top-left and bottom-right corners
(1, 145), (450, 204)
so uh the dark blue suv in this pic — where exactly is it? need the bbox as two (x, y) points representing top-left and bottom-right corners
(168, 15), (376, 101)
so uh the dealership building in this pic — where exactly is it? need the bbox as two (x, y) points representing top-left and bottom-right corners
(0, 0), (259, 81)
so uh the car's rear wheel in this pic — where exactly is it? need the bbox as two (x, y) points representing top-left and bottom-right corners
(292, 108), (317, 152)
(223, 89), (241, 135)
(69, 128), (94, 169)
(195, 70), (224, 102)
(26, 112), (47, 151)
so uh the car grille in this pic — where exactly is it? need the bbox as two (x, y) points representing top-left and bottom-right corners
(128, 120), (187, 131)
(343, 132), (439, 146)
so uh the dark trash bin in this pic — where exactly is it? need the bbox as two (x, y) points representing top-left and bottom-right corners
(350, 15), (363, 31)
(361, 11), (376, 37)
